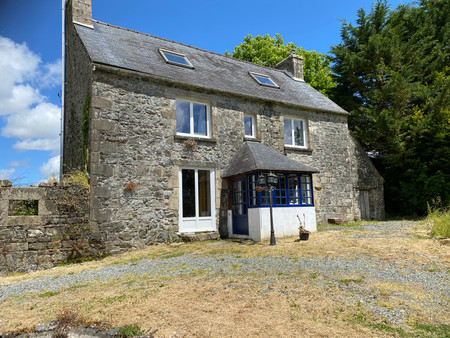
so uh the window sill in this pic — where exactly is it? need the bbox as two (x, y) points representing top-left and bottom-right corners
(175, 134), (217, 144)
(284, 146), (313, 155)
(244, 136), (260, 142)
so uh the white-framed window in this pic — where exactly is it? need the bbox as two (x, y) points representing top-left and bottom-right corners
(179, 168), (216, 232)
(284, 117), (307, 148)
(176, 99), (210, 138)
(159, 49), (194, 69)
(244, 114), (255, 138)
(249, 72), (279, 88)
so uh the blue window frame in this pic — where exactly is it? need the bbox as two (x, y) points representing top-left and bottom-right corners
(247, 173), (314, 207)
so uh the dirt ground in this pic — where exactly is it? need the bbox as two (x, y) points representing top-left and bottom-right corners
(0, 221), (449, 337)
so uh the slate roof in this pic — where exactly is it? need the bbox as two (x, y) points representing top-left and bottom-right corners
(75, 21), (348, 115)
(224, 142), (319, 178)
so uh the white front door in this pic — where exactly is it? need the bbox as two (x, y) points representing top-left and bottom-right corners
(179, 168), (215, 232)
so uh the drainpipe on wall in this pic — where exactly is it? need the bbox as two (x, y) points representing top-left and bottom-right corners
(60, 0), (66, 179)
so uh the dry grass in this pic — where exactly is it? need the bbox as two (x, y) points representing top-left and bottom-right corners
(1, 221), (449, 337)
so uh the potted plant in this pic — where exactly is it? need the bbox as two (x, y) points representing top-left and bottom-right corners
(297, 214), (310, 241)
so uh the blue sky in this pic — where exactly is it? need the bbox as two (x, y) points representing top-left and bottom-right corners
(0, 0), (407, 185)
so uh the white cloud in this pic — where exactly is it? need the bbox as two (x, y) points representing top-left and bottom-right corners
(0, 168), (15, 180)
(2, 102), (60, 139)
(0, 35), (61, 153)
(40, 59), (62, 88)
(39, 156), (60, 178)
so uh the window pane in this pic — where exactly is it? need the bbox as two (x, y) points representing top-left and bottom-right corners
(163, 52), (190, 66)
(284, 118), (292, 145)
(261, 189), (269, 205)
(198, 170), (211, 217)
(193, 103), (207, 136)
(248, 175), (257, 206)
(254, 74), (278, 87)
(244, 116), (253, 136)
(176, 101), (190, 134)
(294, 119), (304, 146)
(288, 174), (299, 205)
(182, 169), (195, 217)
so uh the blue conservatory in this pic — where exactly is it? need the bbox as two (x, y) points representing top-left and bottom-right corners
(224, 142), (319, 241)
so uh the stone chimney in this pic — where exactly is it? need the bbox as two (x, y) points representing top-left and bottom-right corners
(275, 51), (304, 81)
(66, 0), (93, 28)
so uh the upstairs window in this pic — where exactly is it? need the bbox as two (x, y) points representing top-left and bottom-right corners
(176, 99), (210, 138)
(284, 117), (306, 148)
(244, 114), (255, 138)
(160, 49), (194, 68)
(249, 72), (279, 88)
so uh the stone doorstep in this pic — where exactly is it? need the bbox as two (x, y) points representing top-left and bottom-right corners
(178, 231), (219, 242)
(327, 218), (343, 224)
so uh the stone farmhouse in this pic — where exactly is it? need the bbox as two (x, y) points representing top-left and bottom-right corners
(63, 0), (384, 248)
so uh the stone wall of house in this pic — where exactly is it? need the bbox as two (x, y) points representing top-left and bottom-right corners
(85, 66), (384, 249)
(0, 181), (106, 274)
(63, 6), (93, 174)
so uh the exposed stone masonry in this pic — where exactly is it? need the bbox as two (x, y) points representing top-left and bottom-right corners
(0, 181), (107, 274)
(82, 66), (384, 252)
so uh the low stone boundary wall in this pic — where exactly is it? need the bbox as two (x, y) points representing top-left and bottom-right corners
(0, 180), (107, 274)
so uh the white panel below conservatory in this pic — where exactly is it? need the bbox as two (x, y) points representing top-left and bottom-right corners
(248, 206), (316, 242)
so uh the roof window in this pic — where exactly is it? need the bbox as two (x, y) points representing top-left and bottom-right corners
(249, 72), (279, 88)
(159, 49), (194, 69)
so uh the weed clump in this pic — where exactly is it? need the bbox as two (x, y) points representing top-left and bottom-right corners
(424, 201), (449, 238)
(53, 306), (83, 338)
(117, 324), (157, 337)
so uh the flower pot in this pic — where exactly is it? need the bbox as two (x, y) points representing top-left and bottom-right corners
(299, 232), (309, 241)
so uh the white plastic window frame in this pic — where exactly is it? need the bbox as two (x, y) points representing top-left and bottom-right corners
(249, 72), (280, 88)
(159, 48), (194, 69)
(244, 114), (256, 138)
(176, 98), (211, 139)
(178, 167), (216, 232)
(284, 117), (308, 148)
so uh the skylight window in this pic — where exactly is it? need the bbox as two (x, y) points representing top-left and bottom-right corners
(159, 49), (194, 69)
(249, 72), (279, 88)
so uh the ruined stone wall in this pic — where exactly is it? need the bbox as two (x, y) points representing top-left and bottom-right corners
(0, 181), (106, 274)
(86, 66), (384, 249)
(63, 5), (93, 174)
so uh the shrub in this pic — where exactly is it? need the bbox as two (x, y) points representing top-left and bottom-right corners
(425, 201), (450, 238)
(428, 209), (450, 238)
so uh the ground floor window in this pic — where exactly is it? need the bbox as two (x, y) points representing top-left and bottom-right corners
(179, 168), (215, 232)
(247, 173), (314, 207)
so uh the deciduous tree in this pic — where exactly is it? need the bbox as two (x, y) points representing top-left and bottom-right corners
(226, 34), (336, 95)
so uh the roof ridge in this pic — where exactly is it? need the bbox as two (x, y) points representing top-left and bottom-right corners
(90, 20), (287, 75)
